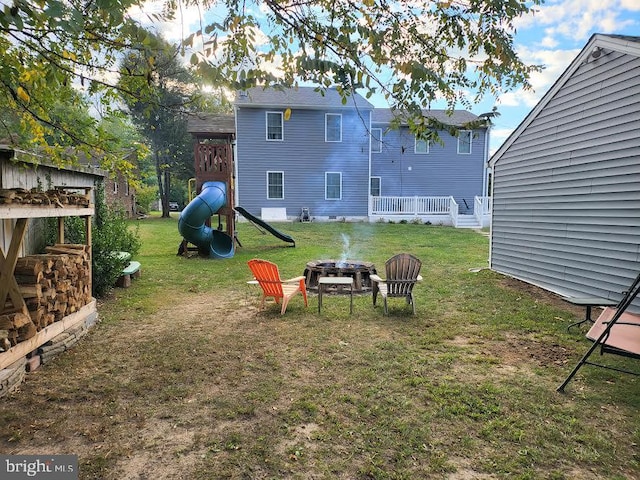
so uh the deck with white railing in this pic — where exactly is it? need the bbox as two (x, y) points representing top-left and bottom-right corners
(369, 196), (491, 228)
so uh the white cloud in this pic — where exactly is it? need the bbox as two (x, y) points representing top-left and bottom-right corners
(496, 46), (579, 109)
(128, 1), (203, 43)
(621, 0), (640, 10)
(515, 0), (639, 47)
(490, 128), (515, 144)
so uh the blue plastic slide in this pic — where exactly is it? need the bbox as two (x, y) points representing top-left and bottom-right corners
(178, 181), (234, 258)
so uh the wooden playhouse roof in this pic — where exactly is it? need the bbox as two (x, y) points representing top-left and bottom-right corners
(187, 113), (235, 137)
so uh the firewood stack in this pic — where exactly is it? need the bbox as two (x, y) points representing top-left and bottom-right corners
(0, 244), (91, 350)
(0, 188), (90, 207)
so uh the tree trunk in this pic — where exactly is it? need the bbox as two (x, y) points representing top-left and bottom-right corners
(156, 150), (169, 218)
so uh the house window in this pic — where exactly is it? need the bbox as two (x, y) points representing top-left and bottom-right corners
(125, 181), (130, 196)
(458, 130), (472, 154)
(370, 177), (381, 196)
(113, 180), (118, 194)
(266, 112), (283, 141)
(325, 172), (342, 200)
(325, 114), (342, 142)
(371, 128), (382, 153)
(267, 171), (284, 199)
(415, 137), (429, 154)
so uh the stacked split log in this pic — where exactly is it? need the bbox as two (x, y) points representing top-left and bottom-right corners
(0, 187), (90, 207)
(0, 244), (91, 350)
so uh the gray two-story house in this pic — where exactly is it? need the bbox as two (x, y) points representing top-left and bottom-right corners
(234, 87), (374, 221)
(232, 86), (490, 225)
(371, 109), (489, 214)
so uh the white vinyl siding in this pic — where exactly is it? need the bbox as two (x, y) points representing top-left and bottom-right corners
(457, 130), (472, 154)
(266, 112), (283, 141)
(325, 172), (342, 200)
(371, 128), (382, 153)
(490, 45), (640, 310)
(267, 171), (284, 199)
(325, 113), (342, 142)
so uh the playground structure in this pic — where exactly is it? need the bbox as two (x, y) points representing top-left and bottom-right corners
(179, 114), (296, 258)
(178, 119), (237, 258)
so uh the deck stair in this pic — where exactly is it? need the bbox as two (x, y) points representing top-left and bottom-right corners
(455, 215), (483, 229)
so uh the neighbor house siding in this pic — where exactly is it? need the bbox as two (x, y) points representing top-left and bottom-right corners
(371, 125), (487, 213)
(491, 46), (640, 307)
(235, 106), (371, 219)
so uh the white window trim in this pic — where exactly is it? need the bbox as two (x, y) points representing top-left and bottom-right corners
(113, 180), (118, 194)
(414, 137), (429, 154)
(371, 128), (382, 153)
(325, 113), (342, 142)
(266, 111), (284, 141)
(370, 176), (381, 196)
(325, 172), (342, 200)
(125, 181), (130, 196)
(457, 130), (472, 154)
(266, 171), (284, 200)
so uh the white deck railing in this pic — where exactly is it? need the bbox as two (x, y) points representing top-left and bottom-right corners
(370, 196), (452, 215)
(474, 196), (491, 226)
(369, 195), (491, 227)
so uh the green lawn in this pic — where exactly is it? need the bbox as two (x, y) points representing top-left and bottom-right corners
(1, 214), (638, 479)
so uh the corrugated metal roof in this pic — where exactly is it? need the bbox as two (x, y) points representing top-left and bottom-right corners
(234, 86), (374, 110)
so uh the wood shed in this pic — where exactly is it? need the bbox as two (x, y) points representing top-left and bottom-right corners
(0, 146), (105, 397)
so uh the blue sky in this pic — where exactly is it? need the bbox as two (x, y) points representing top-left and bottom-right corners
(476, 0), (640, 154)
(133, 0), (640, 155)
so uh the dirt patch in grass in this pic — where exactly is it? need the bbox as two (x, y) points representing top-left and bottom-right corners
(499, 275), (595, 319)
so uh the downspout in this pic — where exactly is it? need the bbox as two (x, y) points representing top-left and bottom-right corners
(368, 111), (372, 221)
(482, 126), (490, 198)
(486, 127), (494, 269)
(233, 105), (240, 209)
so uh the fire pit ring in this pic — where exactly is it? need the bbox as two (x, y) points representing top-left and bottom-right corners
(303, 260), (377, 293)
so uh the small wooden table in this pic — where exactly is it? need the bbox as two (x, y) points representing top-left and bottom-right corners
(318, 277), (354, 314)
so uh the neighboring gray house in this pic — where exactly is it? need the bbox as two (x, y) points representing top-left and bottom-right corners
(234, 87), (374, 220)
(489, 34), (640, 308)
(371, 109), (489, 214)
(233, 86), (491, 225)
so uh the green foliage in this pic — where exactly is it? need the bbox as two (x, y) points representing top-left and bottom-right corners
(2, 0), (541, 151)
(135, 184), (159, 213)
(117, 32), (222, 217)
(0, 0), (159, 160)
(192, 0), (542, 139)
(44, 183), (141, 297)
(92, 184), (141, 296)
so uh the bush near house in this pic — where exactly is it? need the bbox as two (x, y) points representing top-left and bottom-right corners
(45, 183), (141, 297)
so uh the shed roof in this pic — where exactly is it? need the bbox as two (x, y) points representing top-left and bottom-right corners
(0, 145), (106, 178)
(234, 86), (374, 110)
(490, 33), (640, 167)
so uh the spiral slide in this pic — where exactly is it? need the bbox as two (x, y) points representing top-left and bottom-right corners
(178, 181), (234, 258)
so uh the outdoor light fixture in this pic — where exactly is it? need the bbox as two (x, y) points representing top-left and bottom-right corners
(591, 47), (602, 59)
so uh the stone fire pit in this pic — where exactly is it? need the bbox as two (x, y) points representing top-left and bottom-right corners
(303, 260), (377, 293)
